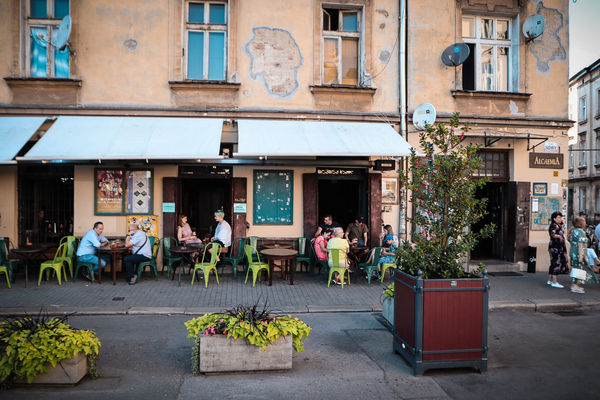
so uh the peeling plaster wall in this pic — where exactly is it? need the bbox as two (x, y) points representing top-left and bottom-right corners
(0, 1), (19, 104)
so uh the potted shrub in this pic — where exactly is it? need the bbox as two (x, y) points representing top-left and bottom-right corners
(185, 302), (311, 374)
(381, 283), (394, 325)
(394, 113), (494, 375)
(0, 313), (101, 386)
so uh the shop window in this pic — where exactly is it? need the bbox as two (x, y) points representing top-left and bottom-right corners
(578, 132), (587, 168)
(95, 168), (153, 215)
(461, 15), (516, 92)
(25, 0), (71, 78)
(253, 170), (293, 225)
(322, 6), (361, 85)
(185, 1), (227, 80)
(579, 96), (587, 121)
(474, 151), (508, 180)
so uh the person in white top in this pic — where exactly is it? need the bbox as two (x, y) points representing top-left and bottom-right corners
(211, 210), (232, 253)
(123, 223), (152, 285)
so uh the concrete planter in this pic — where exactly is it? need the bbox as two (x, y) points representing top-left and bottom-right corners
(381, 295), (394, 325)
(195, 335), (293, 373)
(24, 352), (88, 384)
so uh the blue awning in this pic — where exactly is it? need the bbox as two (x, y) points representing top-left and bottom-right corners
(20, 116), (224, 161)
(235, 120), (413, 157)
(0, 117), (48, 164)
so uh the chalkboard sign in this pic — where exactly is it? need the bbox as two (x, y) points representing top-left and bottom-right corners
(531, 196), (563, 231)
(253, 170), (293, 225)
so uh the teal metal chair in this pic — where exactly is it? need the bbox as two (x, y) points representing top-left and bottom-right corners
(327, 248), (350, 288)
(192, 242), (221, 287)
(294, 237), (312, 273)
(243, 245), (269, 287)
(222, 237), (246, 278)
(74, 258), (96, 283)
(309, 241), (329, 280)
(162, 237), (183, 278)
(137, 236), (159, 281)
(0, 239), (23, 283)
(358, 247), (383, 286)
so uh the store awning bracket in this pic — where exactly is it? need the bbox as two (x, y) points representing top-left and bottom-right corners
(483, 132), (501, 147)
(527, 134), (548, 152)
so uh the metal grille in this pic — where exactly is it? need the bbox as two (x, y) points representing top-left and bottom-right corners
(474, 151), (508, 181)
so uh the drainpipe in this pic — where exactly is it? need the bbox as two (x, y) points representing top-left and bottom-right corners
(399, 0), (408, 238)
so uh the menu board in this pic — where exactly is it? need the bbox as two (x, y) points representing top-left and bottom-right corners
(253, 170), (293, 225)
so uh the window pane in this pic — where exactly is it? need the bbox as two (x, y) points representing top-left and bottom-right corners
(53, 27), (69, 77)
(187, 31), (204, 79)
(30, 27), (48, 77)
(481, 18), (492, 39)
(30, 0), (47, 18)
(189, 3), (205, 23)
(208, 32), (225, 80)
(497, 47), (508, 91)
(341, 38), (358, 85)
(323, 38), (339, 84)
(480, 45), (494, 90)
(323, 8), (339, 31)
(54, 0), (69, 19)
(342, 12), (358, 32)
(497, 20), (509, 40)
(462, 17), (474, 38)
(209, 3), (226, 24)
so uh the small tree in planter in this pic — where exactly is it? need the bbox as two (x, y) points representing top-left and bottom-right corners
(394, 113), (494, 375)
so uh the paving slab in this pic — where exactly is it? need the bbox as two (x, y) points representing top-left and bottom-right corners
(531, 298), (581, 312)
(127, 306), (186, 315)
(489, 300), (535, 311)
(306, 304), (375, 313)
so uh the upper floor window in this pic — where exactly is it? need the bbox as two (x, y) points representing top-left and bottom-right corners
(579, 96), (587, 121)
(462, 15), (515, 92)
(579, 132), (587, 168)
(26, 0), (70, 78)
(579, 187), (587, 213)
(185, 1), (227, 80)
(596, 130), (600, 165)
(569, 146), (574, 170)
(322, 7), (361, 86)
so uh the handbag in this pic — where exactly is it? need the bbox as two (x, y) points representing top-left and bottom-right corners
(570, 268), (587, 281)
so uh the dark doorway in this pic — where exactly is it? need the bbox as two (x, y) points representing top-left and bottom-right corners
(471, 182), (506, 260)
(318, 175), (367, 231)
(18, 165), (74, 246)
(179, 178), (231, 240)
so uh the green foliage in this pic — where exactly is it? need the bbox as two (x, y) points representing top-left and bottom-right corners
(0, 313), (101, 386)
(398, 113), (495, 279)
(383, 283), (394, 300)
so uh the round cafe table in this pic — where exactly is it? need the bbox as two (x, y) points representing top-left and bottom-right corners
(97, 246), (130, 285)
(170, 244), (204, 287)
(11, 246), (48, 288)
(260, 248), (298, 286)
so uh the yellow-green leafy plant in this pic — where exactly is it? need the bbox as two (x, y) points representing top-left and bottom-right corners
(383, 283), (394, 300)
(0, 313), (101, 386)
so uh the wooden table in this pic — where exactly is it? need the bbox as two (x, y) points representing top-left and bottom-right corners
(170, 244), (204, 287)
(260, 248), (298, 286)
(348, 246), (369, 270)
(11, 246), (48, 288)
(97, 246), (130, 285)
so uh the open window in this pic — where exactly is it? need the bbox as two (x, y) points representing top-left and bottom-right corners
(322, 7), (361, 86)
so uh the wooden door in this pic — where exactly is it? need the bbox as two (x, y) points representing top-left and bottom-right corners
(368, 173), (382, 248)
(162, 177), (179, 239)
(515, 182), (530, 262)
(303, 173), (318, 238)
(231, 177), (247, 254)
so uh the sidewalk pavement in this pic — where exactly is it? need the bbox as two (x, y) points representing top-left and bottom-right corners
(0, 267), (598, 316)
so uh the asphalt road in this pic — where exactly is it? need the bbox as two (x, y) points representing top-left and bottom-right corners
(3, 309), (599, 400)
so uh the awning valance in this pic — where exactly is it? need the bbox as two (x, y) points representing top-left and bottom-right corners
(20, 116), (224, 161)
(0, 117), (47, 164)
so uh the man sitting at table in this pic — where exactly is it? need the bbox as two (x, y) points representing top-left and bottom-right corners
(210, 210), (232, 256)
(345, 216), (368, 246)
(314, 214), (341, 239)
(76, 221), (109, 281)
(123, 223), (152, 285)
(326, 227), (350, 285)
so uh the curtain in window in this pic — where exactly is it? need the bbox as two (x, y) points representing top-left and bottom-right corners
(30, 27), (49, 77)
(54, 46), (69, 78)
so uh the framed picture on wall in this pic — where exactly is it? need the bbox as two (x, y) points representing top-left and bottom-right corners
(532, 182), (548, 196)
(126, 169), (153, 214)
(382, 178), (398, 204)
(95, 169), (124, 215)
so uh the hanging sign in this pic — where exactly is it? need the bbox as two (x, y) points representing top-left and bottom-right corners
(529, 153), (563, 169)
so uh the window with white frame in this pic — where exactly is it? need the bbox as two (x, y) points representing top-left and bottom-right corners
(185, 1), (227, 80)
(569, 146), (574, 170)
(579, 132), (587, 168)
(579, 96), (587, 121)
(462, 15), (515, 91)
(579, 187), (587, 213)
(26, 0), (70, 78)
(322, 6), (361, 85)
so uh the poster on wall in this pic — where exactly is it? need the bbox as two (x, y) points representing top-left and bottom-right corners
(382, 178), (398, 204)
(531, 196), (562, 231)
(95, 169), (124, 214)
(126, 170), (153, 214)
(127, 215), (158, 237)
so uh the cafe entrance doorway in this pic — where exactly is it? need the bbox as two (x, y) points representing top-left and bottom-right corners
(317, 169), (367, 232)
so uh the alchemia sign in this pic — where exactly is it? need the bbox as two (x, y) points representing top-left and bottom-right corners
(529, 153), (563, 169)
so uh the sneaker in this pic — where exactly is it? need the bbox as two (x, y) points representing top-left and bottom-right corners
(550, 282), (564, 288)
(570, 287), (585, 294)
(546, 280), (552, 285)
(129, 275), (137, 285)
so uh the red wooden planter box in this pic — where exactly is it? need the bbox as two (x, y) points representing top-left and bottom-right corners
(392, 269), (489, 375)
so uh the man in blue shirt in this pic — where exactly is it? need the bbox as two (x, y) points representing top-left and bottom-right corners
(123, 223), (152, 285)
(76, 221), (109, 279)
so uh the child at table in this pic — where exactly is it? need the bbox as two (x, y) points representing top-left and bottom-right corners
(375, 234), (398, 280)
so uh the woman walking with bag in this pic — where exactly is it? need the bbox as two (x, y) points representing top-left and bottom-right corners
(547, 212), (569, 288)
(568, 216), (599, 294)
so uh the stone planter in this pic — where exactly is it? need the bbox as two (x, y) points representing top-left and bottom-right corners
(381, 295), (394, 325)
(25, 352), (88, 384)
(194, 335), (293, 373)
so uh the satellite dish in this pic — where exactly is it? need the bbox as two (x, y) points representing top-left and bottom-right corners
(523, 14), (545, 41)
(441, 43), (470, 67)
(413, 103), (436, 131)
(52, 15), (71, 49)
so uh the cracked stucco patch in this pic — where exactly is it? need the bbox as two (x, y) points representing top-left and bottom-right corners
(529, 2), (566, 74)
(244, 26), (303, 99)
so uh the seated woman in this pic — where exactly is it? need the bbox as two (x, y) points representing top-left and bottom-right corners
(314, 229), (330, 262)
(177, 215), (202, 261)
(375, 234), (398, 280)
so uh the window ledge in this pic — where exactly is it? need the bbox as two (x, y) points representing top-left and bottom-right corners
(578, 165), (588, 170)
(595, 114), (600, 120)
(168, 80), (241, 91)
(4, 76), (82, 105)
(168, 80), (240, 108)
(309, 84), (376, 95)
(310, 85), (376, 112)
(451, 90), (532, 100)
(579, 119), (588, 124)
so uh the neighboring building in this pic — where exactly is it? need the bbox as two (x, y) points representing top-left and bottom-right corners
(406, 0), (571, 269)
(568, 57), (600, 224)
(0, 0), (408, 251)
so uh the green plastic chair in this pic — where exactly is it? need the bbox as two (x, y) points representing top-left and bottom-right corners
(0, 265), (11, 288)
(56, 236), (77, 278)
(192, 242), (221, 287)
(244, 245), (269, 287)
(38, 242), (69, 286)
(137, 236), (159, 281)
(309, 241), (329, 279)
(359, 247), (383, 286)
(327, 248), (350, 288)
(222, 237), (246, 278)
(0, 240), (22, 282)
(161, 237), (183, 279)
(294, 237), (312, 273)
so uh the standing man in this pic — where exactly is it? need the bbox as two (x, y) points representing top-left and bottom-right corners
(123, 223), (152, 285)
(314, 214), (341, 238)
(211, 210), (232, 253)
(76, 221), (109, 280)
(345, 216), (368, 246)
(326, 227), (350, 284)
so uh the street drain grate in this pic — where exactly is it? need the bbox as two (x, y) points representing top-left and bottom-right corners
(487, 272), (523, 277)
(554, 310), (586, 317)
(112, 297), (125, 301)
